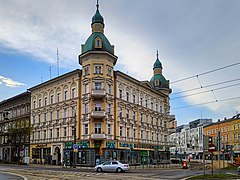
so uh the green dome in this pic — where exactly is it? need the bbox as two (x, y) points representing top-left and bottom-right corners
(153, 57), (162, 69)
(150, 74), (169, 88)
(82, 32), (114, 54)
(92, 9), (104, 25)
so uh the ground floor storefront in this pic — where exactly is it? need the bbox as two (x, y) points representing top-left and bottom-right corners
(30, 140), (170, 166)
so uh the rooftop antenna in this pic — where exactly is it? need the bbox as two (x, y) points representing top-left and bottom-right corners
(49, 65), (53, 79)
(57, 48), (59, 76)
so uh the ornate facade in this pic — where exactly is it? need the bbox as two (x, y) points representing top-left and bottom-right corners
(0, 92), (30, 164)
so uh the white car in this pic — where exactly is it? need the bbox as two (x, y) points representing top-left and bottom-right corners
(94, 161), (130, 172)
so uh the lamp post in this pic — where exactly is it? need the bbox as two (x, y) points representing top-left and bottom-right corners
(71, 105), (77, 168)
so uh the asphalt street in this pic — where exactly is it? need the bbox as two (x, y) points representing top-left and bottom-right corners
(0, 172), (24, 180)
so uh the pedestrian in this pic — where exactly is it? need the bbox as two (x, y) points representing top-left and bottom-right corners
(62, 159), (66, 168)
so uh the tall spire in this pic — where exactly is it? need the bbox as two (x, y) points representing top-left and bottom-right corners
(157, 50), (159, 59)
(96, 0), (99, 10)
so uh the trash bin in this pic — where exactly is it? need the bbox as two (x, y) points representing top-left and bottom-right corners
(182, 161), (188, 169)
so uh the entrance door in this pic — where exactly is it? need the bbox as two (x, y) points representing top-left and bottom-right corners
(54, 147), (61, 165)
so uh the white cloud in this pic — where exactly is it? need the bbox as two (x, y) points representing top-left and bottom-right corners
(0, 75), (25, 88)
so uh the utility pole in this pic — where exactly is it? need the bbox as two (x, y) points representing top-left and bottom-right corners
(218, 130), (221, 170)
(73, 108), (77, 168)
(203, 134), (205, 175)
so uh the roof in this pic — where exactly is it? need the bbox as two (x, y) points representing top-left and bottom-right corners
(153, 57), (162, 69)
(92, 9), (104, 25)
(150, 74), (169, 88)
(82, 32), (114, 55)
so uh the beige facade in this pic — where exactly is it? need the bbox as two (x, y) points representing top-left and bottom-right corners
(28, 4), (176, 166)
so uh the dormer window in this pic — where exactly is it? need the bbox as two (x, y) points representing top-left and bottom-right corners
(155, 79), (160, 86)
(95, 37), (102, 48)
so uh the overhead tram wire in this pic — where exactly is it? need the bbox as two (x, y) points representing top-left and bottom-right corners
(171, 61), (240, 84)
(171, 96), (240, 110)
(171, 82), (240, 100)
(171, 77), (240, 95)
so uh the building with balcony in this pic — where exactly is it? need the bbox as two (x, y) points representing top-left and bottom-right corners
(27, 2), (176, 166)
(170, 119), (212, 160)
(0, 92), (30, 164)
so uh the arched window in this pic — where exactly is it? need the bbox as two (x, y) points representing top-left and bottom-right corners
(95, 36), (102, 48)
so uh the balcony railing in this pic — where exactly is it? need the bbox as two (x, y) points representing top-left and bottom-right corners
(91, 89), (106, 98)
(91, 133), (106, 140)
(91, 111), (106, 118)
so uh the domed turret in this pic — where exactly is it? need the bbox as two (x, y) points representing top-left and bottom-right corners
(92, 8), (104, 25)
(150, 51), (169, 89)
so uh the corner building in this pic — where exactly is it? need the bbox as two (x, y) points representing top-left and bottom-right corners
(29, 4), (176, 166)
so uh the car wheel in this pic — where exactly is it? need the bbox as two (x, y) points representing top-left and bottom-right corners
(97, 167), (102, 172)
(116, 167), (122, 173)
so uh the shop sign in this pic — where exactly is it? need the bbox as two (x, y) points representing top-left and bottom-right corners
(106, 141), (116, 148)
(77, 141), (90, 148)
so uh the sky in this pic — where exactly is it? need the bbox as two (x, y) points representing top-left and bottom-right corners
(0, 0), (240, 126)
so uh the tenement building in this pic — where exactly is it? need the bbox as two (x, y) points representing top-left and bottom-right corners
(0, 92), (31, 164)
(28, 3), (176, 166)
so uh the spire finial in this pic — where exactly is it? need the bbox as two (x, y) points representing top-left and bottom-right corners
(96, 0), (99, 10)
(157, 50), (159, 59)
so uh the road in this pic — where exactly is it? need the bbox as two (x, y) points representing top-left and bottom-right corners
(0, 164), (202, 180)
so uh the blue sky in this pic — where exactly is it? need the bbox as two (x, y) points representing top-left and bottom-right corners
(1, 0), (240, 126)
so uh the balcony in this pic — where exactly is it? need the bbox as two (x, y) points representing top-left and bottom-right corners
(91, 111), (106, 118)
(91, 89), (106, 98)
(91, 133), (106, 140)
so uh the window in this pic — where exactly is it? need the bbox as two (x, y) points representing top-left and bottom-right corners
(84, 84), (89, 94)
(107, 67), (112, 76)
(95, 82), (102, 90)
(84, 66), (89, 75)
(164, 121), (167, 129)
(72, 126), (75, 137)
(146, 131), (149, 140)
(57, 110), (60, 120)
(38, 114), (41, 123)
(33, 115), (36, 124)
(126, 92), (129, 101)
(107, 103), (111, 113)
(96, 39), (101, 47)
(151, 102), (153, 109)
(50, 129), (52, 138)
(95, 123), (101, 134)
(95, 102), (102, 111)
(133, 111), (136, 120)
(126, 109), (129, 119)
(94, 65), (102, 74)
(50, 112), (53, 121)
(151, 116), (154, 125)
(133, 95), (135, 103)
(84, 124), (88, 134)
(141, 130), (143, 139)
(160, 105), (162, 113)
(146, 115), (148, 124)
(84, 103), (89, 114)
(133, 129), (136, 138)
(50, 95), (54, 104)
(140, 113), (143, 122)
(44, 113), (47, 122)
(120, 127), (123, 136)
(119, 107), (123, 118)
(43, 130), (46, 139)
(112, 161), (118, 165)
(38, 99), (41, 108)
(107, 84), (111, 94)
(72, 88), (75, 99)
(127, 128), (129, 137)
(64, 127), (67, 137)
(145, 100), (148, 108)
(119, 89), (122, 99)
(157, 133), (159, 141)
(71, 106), (75, 117)
(38, 131), (40, 139)
(156, 104), (158, 112)
(108, 124), (111, 135)
(64, 91), (68, 100)
(44, 97), (47, 106)
(156, 118), (159, 126)
(56, 128), (59, 137)
(33, 101), (36, 109)
(57, 93), (60, 102)
(64, 108), (67, 118)
(140, 98), (143, 106)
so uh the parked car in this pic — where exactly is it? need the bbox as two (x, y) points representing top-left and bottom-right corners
(94, 161), (130, 172)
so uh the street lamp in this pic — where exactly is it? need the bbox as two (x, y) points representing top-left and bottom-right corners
(71, 104), (77, 168)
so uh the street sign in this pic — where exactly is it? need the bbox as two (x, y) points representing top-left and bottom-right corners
(73, 144), (78, 150)
(208, 143), (216, 152)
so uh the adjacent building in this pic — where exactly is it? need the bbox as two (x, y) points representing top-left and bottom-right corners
(28, 3), (176, 166)
(0, 92), (31, 164)
(170, 119), (212, 159)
